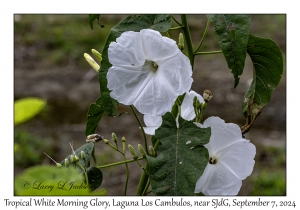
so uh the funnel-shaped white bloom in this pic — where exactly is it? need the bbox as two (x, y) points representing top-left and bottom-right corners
(107, 29), (193, 116)
(143, 90), (204, 135)
(194, 117), (256, 195)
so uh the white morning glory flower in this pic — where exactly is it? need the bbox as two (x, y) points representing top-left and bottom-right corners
(143, 90), (204, 135)
(194, 117), (256, 195)
(107, 29), (193, 116)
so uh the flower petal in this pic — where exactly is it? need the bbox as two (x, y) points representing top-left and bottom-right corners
(140, 29), (179, 61)
(156, 52), (193, 96)
(107, 66), (153, 105)
(194, 163), (242, 195)
(108, 31), (145, 67)
(217, 139), (256, 180)
(133, 73), (177, 116)
(181, 90), (204, 121)
(143, 115), (162, 135)
(144, 115), (163, 127)
(143, 127), (157, 136)
(202, 117), (243, 154)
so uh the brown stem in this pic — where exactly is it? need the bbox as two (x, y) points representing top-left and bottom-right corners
(241, 109), (262, 135)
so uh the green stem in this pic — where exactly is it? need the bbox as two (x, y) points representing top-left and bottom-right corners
(180, 15), (194, 69)
(142, 178), (150, 195)
(169, 26), (184, 30)
(84, 171), (89, 186)
(194, 19), (210, 53)
(130, 105), (149, 155)
(165, 31), (170, 38)
(122, 154), (129, 195)
(107, 143), (121, 153)
(194, 50), (222, 55)
(97, 157), (145, 169)
(76, 162), (89, 186)
(136, 159), (149, 174)
(136, 162), (149, 195)
(172, 15), (182, 26)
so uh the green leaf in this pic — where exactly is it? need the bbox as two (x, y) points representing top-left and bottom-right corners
(99, 14), (172, 116)
(210, 14), (251, 88)
(85, 97), (105, 136)
(242, 34), (283, 131)
(15, 165), (90, 195)
(147, 112), (210, 196)
(89, 14), (100, 30)
(85, 97), (127, 136)
(87, 167), (103, 191)
(170, 93), (187, 117)
(14, 97), (46, 125)
(60, 142), (95, 172)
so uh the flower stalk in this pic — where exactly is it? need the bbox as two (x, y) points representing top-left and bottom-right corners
(195, 50), (222, 55)
(194, 19), (210, 53)
(97, 157), (145, 169)
(130, 105), (149, 155)
(181, 15), (194, 69)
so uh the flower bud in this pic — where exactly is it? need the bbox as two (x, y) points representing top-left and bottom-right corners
(138, 144), (146, 158)
(149, 145), (155, 157)
(91, 49), (102, 62)
(84, 53), (100, 72)
(74, 155), (79, 162)
(203, 90), (213, 103)
(64, 158), (69, 167)
(122, 137), (126, 152)
(193, 96), (197, 108)
(103, 139), (109, 144)
(81, 151), (86, 160)
(86, 134), (103, 143)
(112, 133), (117, 142)
(56, 163), (62, 168)
(69, 142), (79, 162)
(196, 99), (202, 109)
(70, 155), (75, 163)
(112, 133), (118, 147)
(178, 33), (184, 50)
(128, 144), (138, 160)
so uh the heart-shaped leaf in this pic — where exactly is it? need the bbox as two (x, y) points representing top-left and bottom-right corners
(147, 112), (210, 196)
(242, 34), (283, 133)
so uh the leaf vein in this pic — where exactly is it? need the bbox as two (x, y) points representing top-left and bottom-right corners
(250, 54), (280, 68)
(252, 62), (276, 84)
